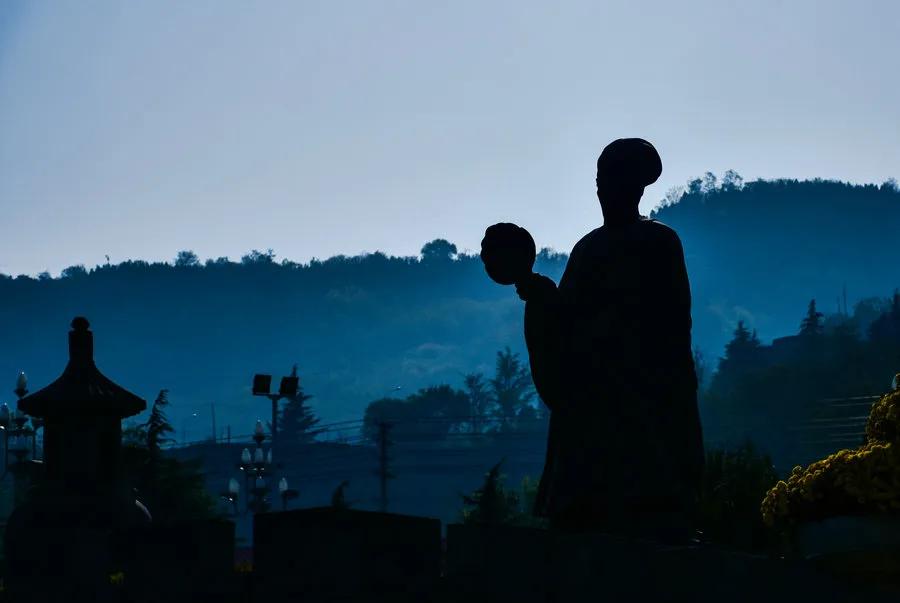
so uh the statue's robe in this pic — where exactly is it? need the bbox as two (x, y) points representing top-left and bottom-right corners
(523, 217), (704, 532)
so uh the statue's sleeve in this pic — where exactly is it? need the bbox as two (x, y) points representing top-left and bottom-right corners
(519, 257), (576, 413)
(655, 230), (697, 391)
(656, 229), (704, 490)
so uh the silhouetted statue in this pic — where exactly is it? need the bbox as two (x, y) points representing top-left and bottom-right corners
(481, 139), (704, 540)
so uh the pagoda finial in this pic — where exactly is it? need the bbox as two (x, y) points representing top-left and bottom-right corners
(68, 316), (94, 367)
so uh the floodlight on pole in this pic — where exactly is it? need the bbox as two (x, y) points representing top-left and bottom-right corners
(252, 366), (303, 448)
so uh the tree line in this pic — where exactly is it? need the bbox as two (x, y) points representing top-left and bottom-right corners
(702, 289), (900, 469)
(361, 347), (544, 442)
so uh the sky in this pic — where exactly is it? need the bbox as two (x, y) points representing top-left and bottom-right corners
(1, 0), (898, 277)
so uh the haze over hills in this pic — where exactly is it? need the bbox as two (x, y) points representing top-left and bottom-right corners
(1, 177), (898, 442)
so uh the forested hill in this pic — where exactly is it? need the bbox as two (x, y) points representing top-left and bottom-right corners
(1, 177), (898, 440)
(0, 243), (568, 439)
(651, 176), (900, 361)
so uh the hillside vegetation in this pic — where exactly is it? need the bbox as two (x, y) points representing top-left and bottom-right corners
(2, 177), (898, 441)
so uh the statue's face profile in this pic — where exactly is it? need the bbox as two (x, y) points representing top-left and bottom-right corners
(596, 174), (642, 211)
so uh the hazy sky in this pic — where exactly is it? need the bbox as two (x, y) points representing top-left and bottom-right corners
(1, 0), (898, 276)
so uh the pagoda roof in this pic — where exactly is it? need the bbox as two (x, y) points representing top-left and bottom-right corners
(18, 317), (146, 419)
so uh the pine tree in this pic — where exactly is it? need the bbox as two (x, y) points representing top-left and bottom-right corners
(122, 389), (216, 522)
(723, 321), (761, 364)
(799, 299), (825, 337)
(278, 365), (321, 445)
(145, 389), (175, 455)
(460, 461), (518, 525)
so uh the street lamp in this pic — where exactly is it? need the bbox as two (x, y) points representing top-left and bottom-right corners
(278, 476), (298, 511)
(1, 404), (37, 473)
(13, 373), (42, 459)
(231, 419), (273, 514)
(222, 419), (297, 515)
(223, 478), (240, 515)
(14, 372), (27, 399)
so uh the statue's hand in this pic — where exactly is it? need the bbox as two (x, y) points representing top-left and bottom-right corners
(480, 222), (536, 286)
(515, 272), (557, 302)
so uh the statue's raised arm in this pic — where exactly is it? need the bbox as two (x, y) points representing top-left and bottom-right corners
(480, 223), (565, 412)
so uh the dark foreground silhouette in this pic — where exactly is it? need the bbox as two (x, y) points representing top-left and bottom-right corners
(482, 138), (704, 540)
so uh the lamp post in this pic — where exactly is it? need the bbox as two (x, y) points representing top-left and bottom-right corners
(221, 418), (297, 515)
(251, 366), (300, 448)
(1, 405), (37, 474)
(13, 373), (42, 459)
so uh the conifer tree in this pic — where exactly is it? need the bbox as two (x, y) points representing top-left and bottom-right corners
(145, 389), (175, 455)
(723, 321), (761, 364)
(799, 299), (825, 337)
(278, 365), (321, 444)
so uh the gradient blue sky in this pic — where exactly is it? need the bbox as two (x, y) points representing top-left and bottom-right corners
(1, 0), (898, 276)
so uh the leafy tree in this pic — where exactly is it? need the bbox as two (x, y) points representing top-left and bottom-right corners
(490, 347), (535, 431)
(174, 250), (200, 267)
(278, 365), (321, 444)
(37, 271), (52, 281)
(405, 384), (469, 420)
(664, 186), (686, 207)
(60, 264), (88, 279)
(869, 290), (900, 342)
(362, 385), (469, 442)
(420, 239), (457, 262)
(687, 178), (703, 195)
(702, 171), (718, 193)
(463, 372), (492, 433)
(799, 299), (824, 337)
(241, 249), (276, 264)
(721, 170), (744, 191)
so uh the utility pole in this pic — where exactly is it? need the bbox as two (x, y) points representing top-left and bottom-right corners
(211, 402), (217, 443)
(375, 421), (394, 513)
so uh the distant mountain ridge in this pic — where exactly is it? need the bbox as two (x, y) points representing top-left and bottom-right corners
(2, 177), (898, 442)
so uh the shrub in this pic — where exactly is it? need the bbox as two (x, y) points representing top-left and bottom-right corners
(762, 379), (900, 528)
(697, 442), (779, 551)
(460, 461), (546, 528)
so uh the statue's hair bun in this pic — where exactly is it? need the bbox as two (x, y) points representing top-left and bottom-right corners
(596, 138), (662, 188)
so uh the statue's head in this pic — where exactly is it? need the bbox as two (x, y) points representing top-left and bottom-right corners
(596, 138), (662, 216)
(480, 222), (536, 285)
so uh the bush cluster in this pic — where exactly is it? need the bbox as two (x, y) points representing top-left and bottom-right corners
(761, 377), (900, 527)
